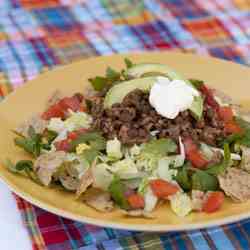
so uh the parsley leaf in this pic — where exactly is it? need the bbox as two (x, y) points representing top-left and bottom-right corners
(5, 159), (18, 173)
(106, 67), (121, 81)
(69, 131), (106, 152)
(5, 159), (40, 183)
(88, 58), (135, 91)
(235, 117), (250, 147)
(14, 126), (55, 157)
(108, 175), (130, 210)
(192, 170), (219, 191)
(81, 149), (99, 165)
(124, 58), (134, 69)
(235, 116), (250, 130)
(14, 136), (41, 157)
(88, 76), (108, 91)
(15, 160), (33, 171)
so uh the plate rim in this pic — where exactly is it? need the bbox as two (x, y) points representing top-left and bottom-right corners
(2, 174), (249, 232)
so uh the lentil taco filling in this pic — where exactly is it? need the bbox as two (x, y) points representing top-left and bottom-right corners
(90, 89), (226, 146)
(6, 59), (250, 218)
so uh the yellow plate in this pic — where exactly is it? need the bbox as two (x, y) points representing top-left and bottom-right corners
(1, 52), (250, 232)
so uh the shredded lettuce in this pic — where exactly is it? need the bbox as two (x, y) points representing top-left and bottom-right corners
(108, 158), (139, 179)
(136, 155), (159, 172)
(138, 177), (150, 194)
(92, 163), (114, 191)
(135, 138), (178, 172)
(130, 144), (141, 157)
(47, 118), (65, 133)
(200, 143), (214, 160)
(64, 111), (92, 131)
(144, 186), (158, 212)
(47, 112), (92, 138)
(169, 192), (192, 217)
(141, 138), (177, 156)
(106, 137), (123, 160)
(157, 157), (177, 182)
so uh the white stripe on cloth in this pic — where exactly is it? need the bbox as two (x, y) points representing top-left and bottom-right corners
(0, 181), (32, 250)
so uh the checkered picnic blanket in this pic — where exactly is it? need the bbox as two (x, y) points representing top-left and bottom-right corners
(1, 0), (250, 249)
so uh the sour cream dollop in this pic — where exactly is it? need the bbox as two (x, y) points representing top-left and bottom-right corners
(149, 77), (199, 119)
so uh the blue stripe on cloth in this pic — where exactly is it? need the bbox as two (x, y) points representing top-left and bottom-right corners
(228, 223), (250, 249)
(102, 238), (122, 250)
(10, 41), (41, 80)
(59, 217), (79, 250)
(159, 234), (174, 250)
(0, 41), (23, 84)
(85, 0), (113, 22)
(206, 227), (235, 250)
(79, 245), (99, 250)
(90, 229), (110, 244)
(241, 219), (250, 235)
(188, 231), (211, 250)
(161, 232), (189, 250)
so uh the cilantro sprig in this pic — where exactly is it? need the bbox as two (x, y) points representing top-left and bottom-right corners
(69, 131), (106, 152)
(14, 127), (57, 157)
(88, 58), (134, 91)
(5, 159), (40, 183)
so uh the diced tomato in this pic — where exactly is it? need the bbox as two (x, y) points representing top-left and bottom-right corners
(187, 151), (209, 169)
(55, 139), (70, 152)
(150, 179), (179, 199)
(42, 95), (82, 120)
(224, 120), (243, 134)
(66, 128), (88, 142)
(182, 137), (198, 153)
(200, 84), (219, 110)
(202, 192), (224, 213)
(67, 131), (78, 140)
(41, 103), (65, 120)
(218, 106), (234, 122)
(183, 138), (209, 169)
(127, 193), (145, 209)
(58, 96), (81, 112)
(79, 105), (86, 112)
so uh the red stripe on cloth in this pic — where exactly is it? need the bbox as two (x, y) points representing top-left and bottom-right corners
(43, 229), (69, 245)
(37, 212), (62, 228)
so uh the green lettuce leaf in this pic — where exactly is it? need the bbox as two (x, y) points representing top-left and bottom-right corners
(192, 170), (219, 191)
(205, 143), (231, 176)
(175, 166), (191, 191)
(108, 175), (129, 209)
(142, 138), (177, 157)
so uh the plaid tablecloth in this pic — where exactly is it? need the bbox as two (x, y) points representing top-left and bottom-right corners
(1, 1), (250, 249)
